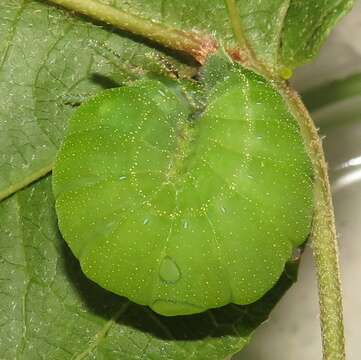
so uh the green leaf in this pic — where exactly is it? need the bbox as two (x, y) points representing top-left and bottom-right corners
(280, 0), (355, 69)
(109, 0), (354, 70)
(0, 177), (298, 359)
(0, 0), (354, 199)
(0, 0), (353, 358)
(0, 0), (195, 200)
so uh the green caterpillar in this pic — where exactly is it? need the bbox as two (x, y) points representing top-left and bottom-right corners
(53, 59), (313, 316)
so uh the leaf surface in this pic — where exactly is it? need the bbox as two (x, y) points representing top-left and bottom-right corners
(0, 0), (193, 199)
(0, 177), (298, 359)
(0, 0), (354, 198)
(112, 0), (354, 70)
(0, 0), (354, 358)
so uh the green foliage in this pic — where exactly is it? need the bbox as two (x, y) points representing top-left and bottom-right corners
(280, 0), (354, 68)
(0, 0), (353, 199)
(0, 177), (299, 359)
(111, 0), (354, 69)
(0, 0), (354, 358)
(0, 0), (191, 200)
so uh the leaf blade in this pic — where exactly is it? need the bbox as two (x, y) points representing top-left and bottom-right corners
(0, 0), (195, 200)
(0, 177), (298, 359)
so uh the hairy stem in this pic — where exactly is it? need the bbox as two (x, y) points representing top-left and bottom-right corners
(47, 0), (217, 63)
(223, 3), (345, 359)
(280, 83), (345, 360)
(5, 2), (345, 358)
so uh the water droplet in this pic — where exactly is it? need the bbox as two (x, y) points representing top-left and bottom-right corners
(159, 256), (181, 283)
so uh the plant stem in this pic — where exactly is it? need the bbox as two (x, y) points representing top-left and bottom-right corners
(280, 83), (345, 360)
(47, 0), (217, 63)
(7, 3), (345, 358)
(223, 3), (345, 359)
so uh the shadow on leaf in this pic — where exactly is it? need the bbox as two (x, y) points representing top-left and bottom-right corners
(60, 237), (298, 342)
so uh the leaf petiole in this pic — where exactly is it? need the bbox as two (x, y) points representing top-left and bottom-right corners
(8, 2), (346, 359)
(280, 84), (345, 360)
(217, 4), (346, 359)
(47, 0), (217, 63)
